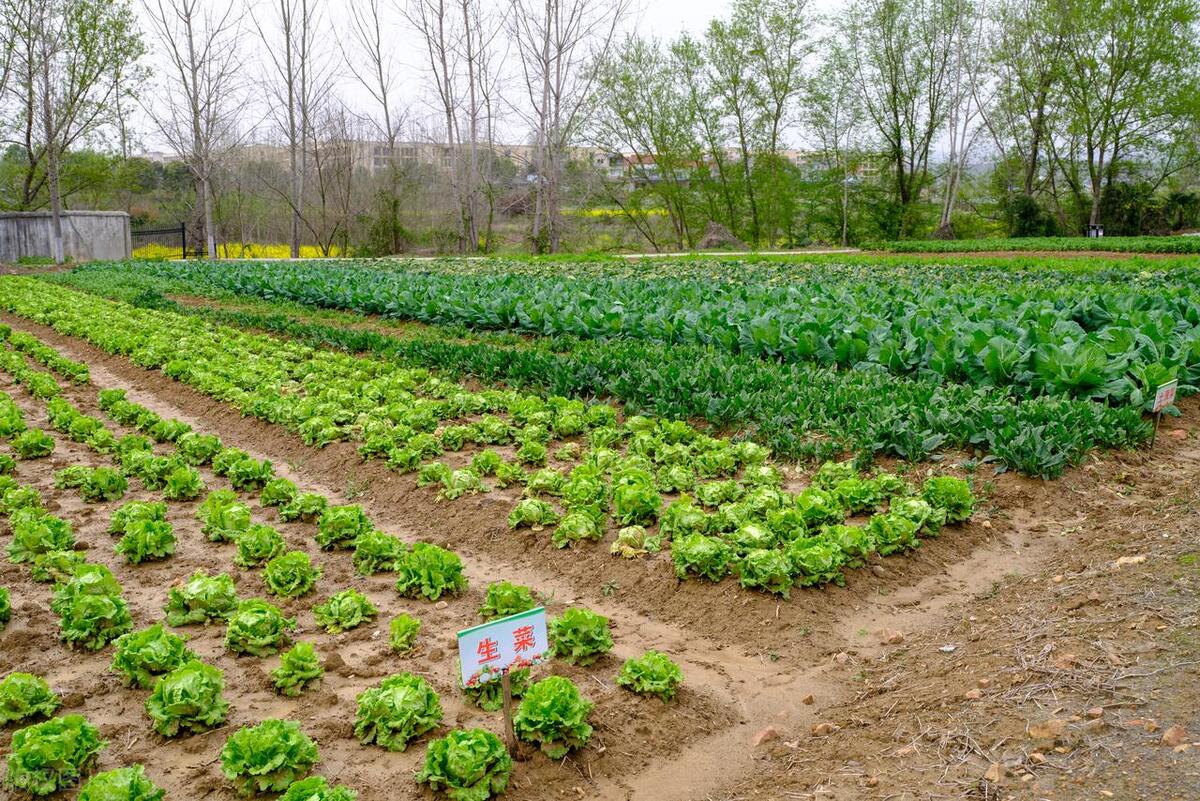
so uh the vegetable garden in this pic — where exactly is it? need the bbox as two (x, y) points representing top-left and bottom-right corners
(0, 255), (1192, 800)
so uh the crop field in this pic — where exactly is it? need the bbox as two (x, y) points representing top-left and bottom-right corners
(0, 255), (1197, 801)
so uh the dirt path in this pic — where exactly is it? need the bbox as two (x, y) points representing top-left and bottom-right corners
(1, 308), (1196, 800)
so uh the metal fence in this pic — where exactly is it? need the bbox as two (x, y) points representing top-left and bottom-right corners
(130, 223), (196, 258)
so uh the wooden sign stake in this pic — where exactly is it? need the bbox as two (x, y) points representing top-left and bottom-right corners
(501, 669), (520, 757)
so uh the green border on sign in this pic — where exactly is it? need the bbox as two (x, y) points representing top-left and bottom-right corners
(455, 606), (546, 639)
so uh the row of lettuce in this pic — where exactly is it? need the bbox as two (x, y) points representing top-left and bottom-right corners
(41, 269), (1155, 477)
(66, 258), (1200, 406)
(0, 283), (981, 600)
(0, 342), (678, 800)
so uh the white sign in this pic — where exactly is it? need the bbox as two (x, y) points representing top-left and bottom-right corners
(1153, 380), (1178, 414)
(456, 607), (549, 689)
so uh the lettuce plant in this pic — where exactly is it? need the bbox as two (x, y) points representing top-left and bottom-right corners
(616, 650), (684, 702)
(110, 624), (196, 688)
(165, 570), (239, 626)
(8, 510), (74, 563)
(108, 500), (166, 536)
(921, 476), (975, 523)
(548, 608), (613, 665)
(197, 490), (252, 542)
(0, 673), (60, 725)
(867, 512), (921, 556)
(145, 659), (229, 736)
(1, 484), (43, 515)
(512, 676), (593, 759)
(353, 673), (443, 751)
(351, 530), (404, 575)
(786, 537), (847, 587)
(610, 525), (662, 558)
(77, 765), (165, 801)
(506, 498), (558, 530)
(2, 714), (106, 796)
(278, 492), (327, 522)
(313, 589), (377, 634)
(316, 505), (373, 550)
(219, 719), (319, 795)
(211, 447), (250, 476)
(439, 468), (487, 500)
(551, 510), (603, 549)
(259, 478), (297, 507)
(12, 428), (55, 459)
(233, 524), (287, 568)
(415, 728), (512, 801)
(417, 461), (451, 488)
(0, 585), (10, 629)
(176, 432), (222, 465)
(162, 465), (205, 501)
(78, 468), (128, 503)
(462, 666), (529, 712)
(224, 599), (295, 657)
(736, 549), (794, 598)
(671, 533), (732, 581)
(52, 566), (132, 651)
(0, 453), (15, 474)
(115, 519), (176, 565)
(226, 456), (275, 491)
(54, 465), (91, 489)
(394, 542), (467, 600)
(469, 449), (504, 476)
(277, 776), (357, 801)
(148, 418), (191, 443)
(271, 642), (324, 697)
(389, 614), (421, 653)
(479, 581), (536, 621)
(263, 551), (321, 598)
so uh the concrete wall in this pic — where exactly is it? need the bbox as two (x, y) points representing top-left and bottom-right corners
(0, 211), (131, 263)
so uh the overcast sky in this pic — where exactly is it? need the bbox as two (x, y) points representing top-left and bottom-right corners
(133, 0), (844, 153)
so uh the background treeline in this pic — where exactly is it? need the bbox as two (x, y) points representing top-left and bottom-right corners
(0, 0), (1198, 257)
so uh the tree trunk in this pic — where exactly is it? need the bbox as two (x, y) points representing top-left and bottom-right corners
(39, 41), (64, 264)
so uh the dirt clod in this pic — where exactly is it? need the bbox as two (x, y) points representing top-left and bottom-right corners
(1161, 726), (1189, 747)
(753, 727), (779, 746)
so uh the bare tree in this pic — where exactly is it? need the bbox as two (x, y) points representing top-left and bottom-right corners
(254, 0), (337, 258)
(509, 0), (630, 252)
(936, 0), (992, 236)
(142, 0), (245, 258)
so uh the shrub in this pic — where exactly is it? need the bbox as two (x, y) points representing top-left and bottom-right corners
(415, 728), (513, 801)
(277, 776), (357, 801)
(162, 465), (205, 501)
(512, 676), (593, 759)
(616, 651), (684, 702)
(224, 599), (295, 657)
(353, 673), (443, 751)
(233, 524), (287, 568)
(219, 719), (319, 795)
(259, 478), (297, 507)
(313, 589), (378, 634)
(108, 500), (166, 536)
(115, 519), (176, 565)
(0, 673), (60, 725)
(351, 530), (405, 575)
(271, 642), (324, 697)
(389, 614), (421, 653)
(263, 551), (321, 598)
(198, 491), (252, 543)
(12, 429), (55, 459)
(548, 608), (613, 666)
(164, 570), (239, 626)
(145, 660), (229, 736)
(77, 765), (165, 801)
(394, 542), (467, 601)
(2, 714), (106, 796)
(110, 624), (195, 688)
(479, 581), (537, 621)
(316, 505), (373, 550)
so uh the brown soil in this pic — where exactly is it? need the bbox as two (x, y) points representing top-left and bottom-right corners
(1, 309), (1198, 801)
